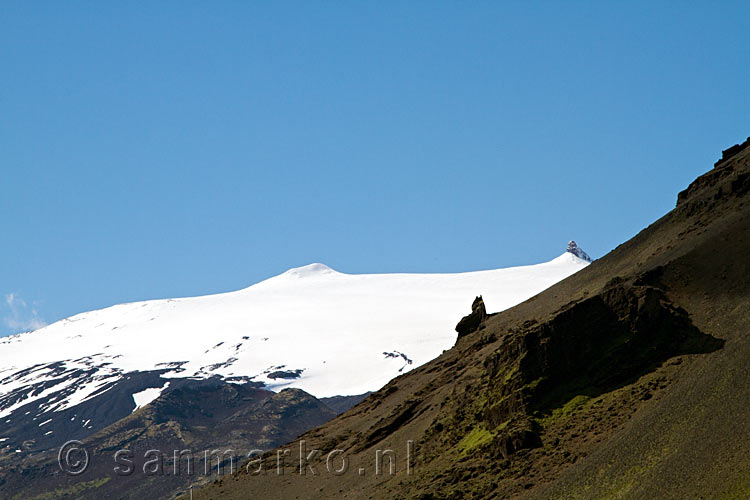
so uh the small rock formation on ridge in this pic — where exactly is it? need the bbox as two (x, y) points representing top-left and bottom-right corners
(455, 295), (488, 339)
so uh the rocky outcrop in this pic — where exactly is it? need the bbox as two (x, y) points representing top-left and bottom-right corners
(677, 140), (750, 209)
(715, 137), (750, 167)
(566, 240), (593, 262)
(479, 276), (724, 457)
(455, 296), (488, 339)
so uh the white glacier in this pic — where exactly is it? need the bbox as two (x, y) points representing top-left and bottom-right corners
(0, 250), (590, 405)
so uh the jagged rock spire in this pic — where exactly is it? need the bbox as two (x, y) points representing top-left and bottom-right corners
(567, 241), (593, 262)
(455, 296), (488, 340)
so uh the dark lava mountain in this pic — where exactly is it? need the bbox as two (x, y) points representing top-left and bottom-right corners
(186, 137), (750, 499)
(0, 376), (369, 500)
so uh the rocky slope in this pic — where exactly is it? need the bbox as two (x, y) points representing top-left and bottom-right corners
(185, 138), (750, 499)
(0, 379), (339, 500)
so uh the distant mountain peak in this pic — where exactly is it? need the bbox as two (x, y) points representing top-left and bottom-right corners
(566, 240), (592, 262)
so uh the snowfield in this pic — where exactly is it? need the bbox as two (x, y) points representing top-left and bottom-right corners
(0, 250), (589, 404)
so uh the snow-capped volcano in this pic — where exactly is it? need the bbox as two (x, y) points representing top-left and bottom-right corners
(0, 247), (589, 435)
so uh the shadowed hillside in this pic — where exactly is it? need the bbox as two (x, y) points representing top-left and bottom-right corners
(0, 379), (340, 500)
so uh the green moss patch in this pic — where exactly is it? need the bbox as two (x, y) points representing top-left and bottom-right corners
(458, 424), (495, 456)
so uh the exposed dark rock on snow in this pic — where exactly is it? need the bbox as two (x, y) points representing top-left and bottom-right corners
(566, 240), (593, 262)
(382, 351), (413, 372)
(266, 369), (304, 380)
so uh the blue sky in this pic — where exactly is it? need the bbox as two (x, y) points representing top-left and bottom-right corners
(1, 2), (748, 337)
